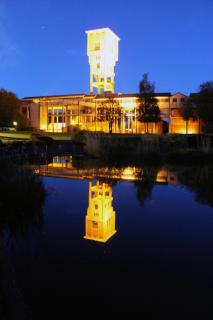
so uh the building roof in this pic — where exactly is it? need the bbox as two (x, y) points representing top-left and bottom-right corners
(22, 93), (86, 100)
(22, 92), (172, 101)
(85, 27), (120, 41)
(171, 92), (187, 97)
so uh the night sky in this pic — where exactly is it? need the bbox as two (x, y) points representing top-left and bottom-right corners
(0, 0), (212, 98)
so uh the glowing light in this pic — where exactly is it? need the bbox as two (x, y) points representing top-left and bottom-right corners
(13, 121), (18, 126)
(156, 169), (168, 183)
(40, 124), (47, 131)
(86, 28), (120, 94)
(122, 167), (136, 180)
(121, 100), (135, 108)
(84, 181), (116, 243)
(48, 156), (73, 168)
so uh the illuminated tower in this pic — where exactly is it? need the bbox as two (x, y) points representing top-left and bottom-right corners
(86, 28), (120, 94)
(84, 181), (117, 243)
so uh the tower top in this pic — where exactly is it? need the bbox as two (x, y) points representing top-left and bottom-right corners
(86, 27), (120, 41)
(86, 27), (120, 94)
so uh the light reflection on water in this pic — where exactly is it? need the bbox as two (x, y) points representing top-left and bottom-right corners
(33, 156), (213, 244)
(84, 180), (116, 243)
(35, 156), (182, 244)
(1, 156), (213, 317)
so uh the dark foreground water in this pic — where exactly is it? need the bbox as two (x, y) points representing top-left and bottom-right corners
(1, 158), (213, 317)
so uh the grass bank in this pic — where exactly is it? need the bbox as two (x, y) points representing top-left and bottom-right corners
(0, 131), (73, 143)
(82, 132), (213, 163)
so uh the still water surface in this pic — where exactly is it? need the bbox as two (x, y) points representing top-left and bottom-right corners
(2, 157), (213, 316)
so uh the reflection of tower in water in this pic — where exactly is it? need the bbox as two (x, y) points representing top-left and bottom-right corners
(84, 181), (116, 243)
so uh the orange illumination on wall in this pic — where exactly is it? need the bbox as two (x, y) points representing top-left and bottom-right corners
(171, 118), (200, 134)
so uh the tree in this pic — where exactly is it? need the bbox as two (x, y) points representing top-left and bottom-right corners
(194, 81), (213, 132)
(180, 98), (198, 134)
(134, 166), (159, 207)
(97, 96), (122, 134)
(138, 73), (161, 133)
(0, 88), (27, 129)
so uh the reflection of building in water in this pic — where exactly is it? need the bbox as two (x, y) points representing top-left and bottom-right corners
(37, 158), (179, 186)
(121, 167), (136, 181)
(84, 181), (116, 243)
(48, 156), (73, 168)
(156, 169), (179, 186)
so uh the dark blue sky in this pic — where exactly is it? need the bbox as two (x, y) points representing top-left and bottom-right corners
(0, 0), (212, 98)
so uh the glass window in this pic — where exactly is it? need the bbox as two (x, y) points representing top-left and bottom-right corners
(173, 98), (177, 102)
(95, 43), (100, 50)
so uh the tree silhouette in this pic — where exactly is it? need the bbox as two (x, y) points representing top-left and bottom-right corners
(192, 81), (213, 132)
(134, 166), (159, 207)
(0, 89), (27, 129)
(138, 74), (161, 133)
(97, 96), (123, 134)
(180, 98), (198, 134)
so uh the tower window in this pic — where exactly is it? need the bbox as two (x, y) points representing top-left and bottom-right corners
(92, 222), (98, 228)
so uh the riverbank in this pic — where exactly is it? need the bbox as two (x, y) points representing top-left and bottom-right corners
(1, 131), (213, 164)
(0, 131), (73, 143)
(0, 139), (84, 163)
(82, 132), (213, 163)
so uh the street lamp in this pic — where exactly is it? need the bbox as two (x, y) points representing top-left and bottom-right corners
(13, 121), (18, 127)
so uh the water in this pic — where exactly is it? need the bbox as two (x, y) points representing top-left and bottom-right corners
(1, 157), (213, 317)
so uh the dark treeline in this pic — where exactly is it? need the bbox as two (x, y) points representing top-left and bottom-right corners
(135, 164), (213, 209)
(181, 81), (213, 133)
(170, 164), (213, 208)
(134, 166), (160, 207)
(73, 159), (213, 209)
(0, 89), (27, 129)
(134, 164), (213, 209)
